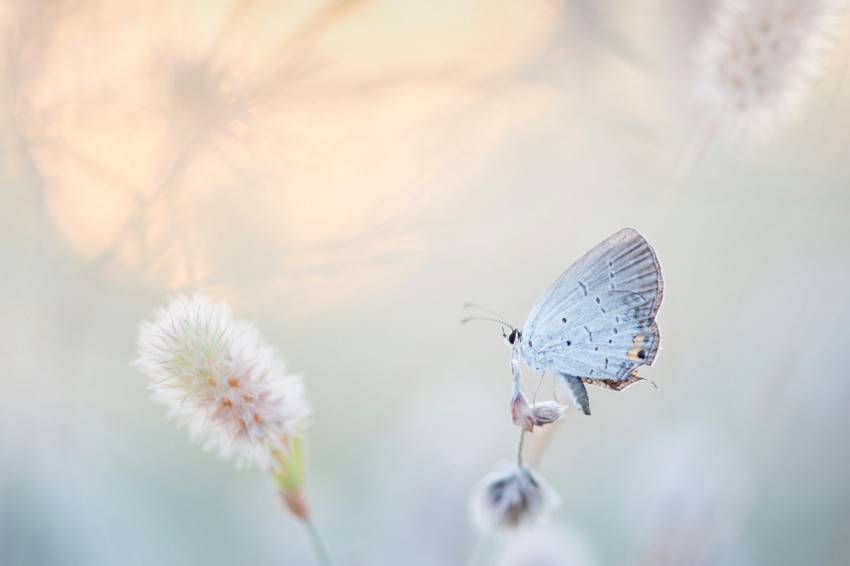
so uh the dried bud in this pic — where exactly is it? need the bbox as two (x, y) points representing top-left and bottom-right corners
(531, 401), (567, 427)
(511, 389), (535, 432)
(470, 465), (559, 532)
(281, 488), (309, 519)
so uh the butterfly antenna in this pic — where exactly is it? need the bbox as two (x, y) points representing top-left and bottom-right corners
(463, 303), (514, 329)
(464, 302), (509, 320)
(460, 315), (513, 328)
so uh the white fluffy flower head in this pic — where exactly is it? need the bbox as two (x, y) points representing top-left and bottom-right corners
(695, 0), (841, 139)
(470, 464), (559, 532)
(495, 524), (596, 566)
(134, 294), (310, 469)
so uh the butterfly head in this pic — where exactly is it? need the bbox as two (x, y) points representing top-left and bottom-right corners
(462, 303), (521, 351)
(503, 327), (521, 347)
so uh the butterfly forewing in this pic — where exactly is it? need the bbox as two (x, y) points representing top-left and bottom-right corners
(523, 228), (663, 382)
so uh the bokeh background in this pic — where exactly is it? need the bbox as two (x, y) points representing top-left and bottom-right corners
(2, 1), (850, 564)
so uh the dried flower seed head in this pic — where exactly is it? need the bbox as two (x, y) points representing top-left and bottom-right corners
(495, 524), (596, 566)
(530, 401), (568, 427)
(470, 464), (559, 532)
(134, 294), (310, 469)
(511, 388), (535, 432)
(695, 0), (841, 139)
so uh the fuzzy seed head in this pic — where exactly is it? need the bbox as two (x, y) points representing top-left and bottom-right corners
(470, 465), (559, 532)
(134, 294), (310, 469)
(530, 401), (568, 427)
(695, 0), (841, 138)
(495, 524), (596, 566)
(511, 389), (535, 432)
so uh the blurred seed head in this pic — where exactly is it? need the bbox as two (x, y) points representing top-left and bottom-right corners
(695, 0), (842, 139)
(494, 523), (596, 566)
(470, 464), (559, 532)
(134, 294), (310, 469)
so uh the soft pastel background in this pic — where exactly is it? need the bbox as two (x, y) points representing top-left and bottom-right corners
(1, 1), (849, 565)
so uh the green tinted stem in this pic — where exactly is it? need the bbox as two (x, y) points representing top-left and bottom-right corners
(302, 516), (335, 566)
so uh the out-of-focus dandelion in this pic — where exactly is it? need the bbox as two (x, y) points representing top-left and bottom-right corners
(695, 0), (842, 139)
(494, 523), (596, 566)
(134, 294), (334, 565)
(470, 464), (559, 532)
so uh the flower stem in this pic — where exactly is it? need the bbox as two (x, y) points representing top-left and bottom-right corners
(464, 532), (496, 566)
(516, 427), (526, 467)
(301, 515), (335, 566)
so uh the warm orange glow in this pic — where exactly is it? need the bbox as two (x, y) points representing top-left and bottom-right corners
(20, 0), (557, 316)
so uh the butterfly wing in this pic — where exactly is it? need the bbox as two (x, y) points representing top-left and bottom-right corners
(522, 228), (663, 383)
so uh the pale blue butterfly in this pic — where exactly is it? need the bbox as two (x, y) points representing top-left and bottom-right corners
(467, 228), (663, 427)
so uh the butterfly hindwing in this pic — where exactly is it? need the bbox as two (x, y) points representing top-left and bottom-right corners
(530, 290), (658, 380)
(522, 228), (663, 384)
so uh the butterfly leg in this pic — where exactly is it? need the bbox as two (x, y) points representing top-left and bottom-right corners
(531, 371), (546, 403)
(556, 372), (591, 416)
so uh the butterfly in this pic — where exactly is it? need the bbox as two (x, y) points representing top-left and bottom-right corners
(467, 228), (663, 428)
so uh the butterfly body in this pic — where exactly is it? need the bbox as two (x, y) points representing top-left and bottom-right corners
(508, 228), (664, 418)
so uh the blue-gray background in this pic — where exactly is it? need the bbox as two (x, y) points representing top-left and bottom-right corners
(1, 1), (849, 564)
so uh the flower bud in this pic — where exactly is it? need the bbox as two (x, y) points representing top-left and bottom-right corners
(511, 389), (535, 432)
(530, 401), (567, 427)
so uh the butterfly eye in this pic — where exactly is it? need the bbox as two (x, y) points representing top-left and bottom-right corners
(507, 329), (517, 345)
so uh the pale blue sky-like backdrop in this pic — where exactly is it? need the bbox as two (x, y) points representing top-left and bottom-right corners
(2, 1), (850, 564)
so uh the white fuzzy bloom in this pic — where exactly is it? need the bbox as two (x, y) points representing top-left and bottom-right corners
(494, 524), (596, 566)
(695, 0), (841, 138)
(470, 465), (559, 532)
(134, 294), (310, 469)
